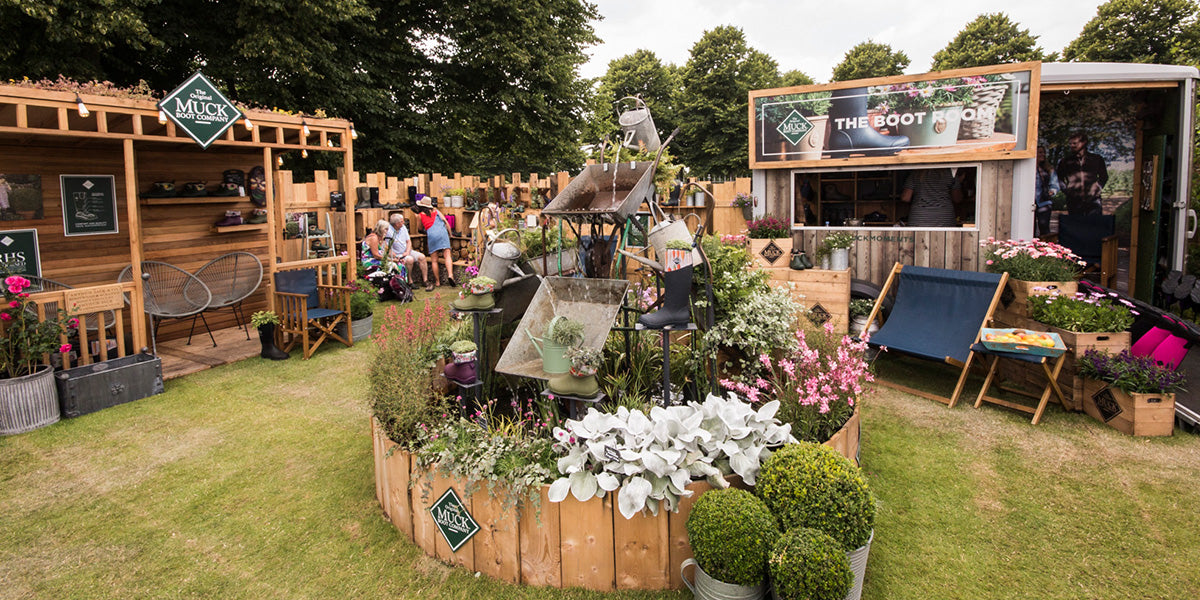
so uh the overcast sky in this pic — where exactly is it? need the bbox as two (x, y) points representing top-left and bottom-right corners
(581, 0), (1107, 81)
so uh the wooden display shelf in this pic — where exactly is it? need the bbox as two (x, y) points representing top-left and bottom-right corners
(211, 223), (268, 234)
(142, 195), (250, 205)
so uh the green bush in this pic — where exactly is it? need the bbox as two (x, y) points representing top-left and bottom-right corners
(769, 527), (853, 600)
(686, 488), (779, 586)
(756, 443), (876, 551)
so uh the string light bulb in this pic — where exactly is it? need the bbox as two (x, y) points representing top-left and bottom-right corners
(75, 94), (89, 118)
(276, 155), (284, 167)
(350, 123), (358, 140)
(301, 148), (308, 159)
(326, 139), (334, 148)
(301, 119), (310, 137)
(157, 109), (167, 124)
(243, 116), (253, 130)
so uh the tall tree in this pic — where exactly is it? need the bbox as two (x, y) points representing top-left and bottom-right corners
(831, 41), (910, 82)
(674, 26), (779, 177)
(1063, 0), (1200, 64)
(780, 69), (815, 87)
(584, 49), (679, 152)
(931, 13), (1046, 70)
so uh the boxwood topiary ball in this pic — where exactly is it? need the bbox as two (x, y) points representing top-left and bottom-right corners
(686, 487), (780, 586)
(769, 527), (853, 600)
(756, 442), (876, 551)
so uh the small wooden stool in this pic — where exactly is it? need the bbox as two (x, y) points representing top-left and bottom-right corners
(971, 343), (1068, 425)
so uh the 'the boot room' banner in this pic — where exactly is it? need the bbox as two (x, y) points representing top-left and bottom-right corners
(749, 62), (1039, 169)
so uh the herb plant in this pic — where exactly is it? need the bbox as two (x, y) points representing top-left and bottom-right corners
(686, 488), (779, 586)
(757, 442), (876, 552)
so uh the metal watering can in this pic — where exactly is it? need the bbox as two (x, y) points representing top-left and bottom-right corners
(478, 228), (534, 290)
(617, 96), (660, 153)
(524, 315), (572, 374)
(618, 205), (702, 272)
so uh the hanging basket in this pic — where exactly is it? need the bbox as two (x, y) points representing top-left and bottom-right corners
(958, 76), (1012, 140)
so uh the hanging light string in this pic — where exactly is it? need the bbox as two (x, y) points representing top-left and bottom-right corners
(74, 94), (89, 117)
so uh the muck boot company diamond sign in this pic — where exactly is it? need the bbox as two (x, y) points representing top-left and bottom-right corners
(776, 110), (814, 145)
(429, 488), (480, 552)
(158, 72), (243, 149)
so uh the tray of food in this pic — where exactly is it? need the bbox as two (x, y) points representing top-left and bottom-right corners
(980, 328), (1067, 357)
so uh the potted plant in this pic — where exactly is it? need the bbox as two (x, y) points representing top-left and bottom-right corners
(1077, 349), (1185, 436)
(733, 192), (756, 221)
(981, 237), (1083, 327)
(757, 443), (876, 600)
(443, 340), (478, 385)
(346, 281), (377, 342)
(682, 488), (779, 600)
(746, 215), (792, 269)
(823, 231), (854, 271)
(1026, 289), (1134, 409)
(452, 275), (497, 311)
(250, 310), (288, 361)
(848, 298), (878, 336)
(768, 527), (853, 600)
(0, 274), (73, 435)
(549, 346), (602, 398)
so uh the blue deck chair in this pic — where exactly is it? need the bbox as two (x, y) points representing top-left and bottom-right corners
(863, 263), (1009, 407)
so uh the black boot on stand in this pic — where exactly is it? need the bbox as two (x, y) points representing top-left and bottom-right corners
(258, 324), (290, 360)
(637, 265), (693, 329)
(826, 87), (910, 156)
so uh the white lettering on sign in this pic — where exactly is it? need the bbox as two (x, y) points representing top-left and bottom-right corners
(171, 97), (234, 123)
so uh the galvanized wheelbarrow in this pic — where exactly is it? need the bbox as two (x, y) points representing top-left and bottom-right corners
(495, 276), (630, 380)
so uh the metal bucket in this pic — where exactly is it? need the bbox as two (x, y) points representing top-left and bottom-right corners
(845, 531), (873, 600)
(618, 96), (660, 152)
(647, 211), (702, 265)
(681, 558), (766, 600)
(478, 228), (525, 289)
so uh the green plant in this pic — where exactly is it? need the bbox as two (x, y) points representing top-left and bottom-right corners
(1078, 349), (1186, 395)
(521, 226), (578, 258)
(368, 301), (452, 448)
(768, 527), (853, 600)
(698, 236), (770, 318)
(0, 274), (72, 379)
(564, 346), (601, 371)
(980, 238), (1083, 281)
(686, 488), (780, 586)
(849, 298), (875, 318)
(757, 442), (876, 552)
(284, 221), (300, 239)
(823, 231), (855, 250)
(546, 316), (584, 348)
(747, 215), (789, 239)
(449, 340), (476, 355)
(250, 310), (280, 328)
(732, 192), (756, 208)
(665, 239), (692, 251)
(347, 282), (377, 321)
(702, 286), (800, 379)
(1027, 290), (1135, 333)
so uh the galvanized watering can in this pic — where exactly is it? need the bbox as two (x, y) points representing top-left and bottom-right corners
(617, 96), (660, 153)
(478, 228), (534, 290)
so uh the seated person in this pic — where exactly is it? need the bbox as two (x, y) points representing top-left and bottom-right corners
(386, 213), (429, 287)
(360, 220), (388, 271)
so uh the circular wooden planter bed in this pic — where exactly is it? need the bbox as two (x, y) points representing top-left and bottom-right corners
(370, 406), (861, 591)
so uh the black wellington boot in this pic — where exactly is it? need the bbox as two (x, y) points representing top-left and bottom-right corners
(258, 324), (290, 360)
(637, 266), (693, 329)
(826, 87), (909, 156)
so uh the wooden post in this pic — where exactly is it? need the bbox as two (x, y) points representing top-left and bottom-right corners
(122, 138), (148, 351)
(264, 147), (278, 311)
(343, 127), (357, 282)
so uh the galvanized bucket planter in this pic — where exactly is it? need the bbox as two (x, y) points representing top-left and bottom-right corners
(0, 365), (59, 436)
(681, 558), (766, 600)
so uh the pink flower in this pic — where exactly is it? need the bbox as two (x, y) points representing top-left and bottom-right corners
(8, 300), (18, 308)
(68, 318), (79, 328)
(59, 344), (72, 353)
(0, 312), (10, 321)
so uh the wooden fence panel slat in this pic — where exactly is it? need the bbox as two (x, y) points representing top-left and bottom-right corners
(411, 466), (438, 558)
(471, 489), (521, 583)
(614, 508), (670, 590)
(386, 448), (413, 541)
(519, 486), (562, 587)
(559, 493), (615, 590)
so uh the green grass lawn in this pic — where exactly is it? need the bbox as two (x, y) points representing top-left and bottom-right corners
(2, 301), (1198, 599)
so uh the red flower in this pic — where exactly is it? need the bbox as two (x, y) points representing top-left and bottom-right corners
(59, 344), (72, 353)
(0, 312), (11, 321)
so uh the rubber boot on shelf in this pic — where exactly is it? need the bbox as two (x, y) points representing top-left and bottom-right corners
(826, 87), (909, 156)
(637, 265), (693, 329)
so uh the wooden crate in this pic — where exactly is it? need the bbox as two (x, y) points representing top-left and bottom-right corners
(1080, 379), (1175, 436)
(993, 279), (1077, 330)
(998, 328), (1130, 411)
(768, 268), (851, 333)
(748, 237), (792, 269)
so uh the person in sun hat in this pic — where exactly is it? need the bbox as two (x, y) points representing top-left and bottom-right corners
(414, 195), (455, 288)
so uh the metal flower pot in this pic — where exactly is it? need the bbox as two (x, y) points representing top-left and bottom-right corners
(681, 558), (766, 600)
(0, 365), (59, 436)
(844, 530), (874, 600)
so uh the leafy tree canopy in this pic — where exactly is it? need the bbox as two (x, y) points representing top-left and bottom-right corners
(1063, 0), (1200, 65)
(674, 25), (779, 177)
(584, 49), (678, 150)
(831, 41), (910, 82)
(780, 69), (815, 87)
(931, 13), (1046, 70)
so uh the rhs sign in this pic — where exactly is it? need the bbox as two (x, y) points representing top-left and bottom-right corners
(158, 72), (243, 149)
(750, 62), (1039, 167)
(429, 487), (479, 552)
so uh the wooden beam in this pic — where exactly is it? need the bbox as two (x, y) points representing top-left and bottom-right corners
(343, 124), (357, 282)
(265, 147), (278, 313)
(123, 138), (148, 351)
(1041, 81), (1179, 92)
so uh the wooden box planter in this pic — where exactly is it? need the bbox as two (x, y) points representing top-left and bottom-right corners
(992, 279), (1078, 331)
(370, 407), (861, 591)
(1080, 379), (1175, 436)
(769, 268), (851, 333)
(748, 237), (792, 270)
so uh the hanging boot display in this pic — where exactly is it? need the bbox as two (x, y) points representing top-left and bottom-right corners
(826, 87), (909, 156)
(637, 248), (693, 329)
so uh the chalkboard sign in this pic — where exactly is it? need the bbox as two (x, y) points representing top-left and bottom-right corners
(61, 175), (119, 236)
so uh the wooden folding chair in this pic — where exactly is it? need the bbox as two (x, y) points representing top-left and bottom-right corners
(863, 263), (1008, 407)
(971, 343), (1069, 424)
(273, 268), (352, 359)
